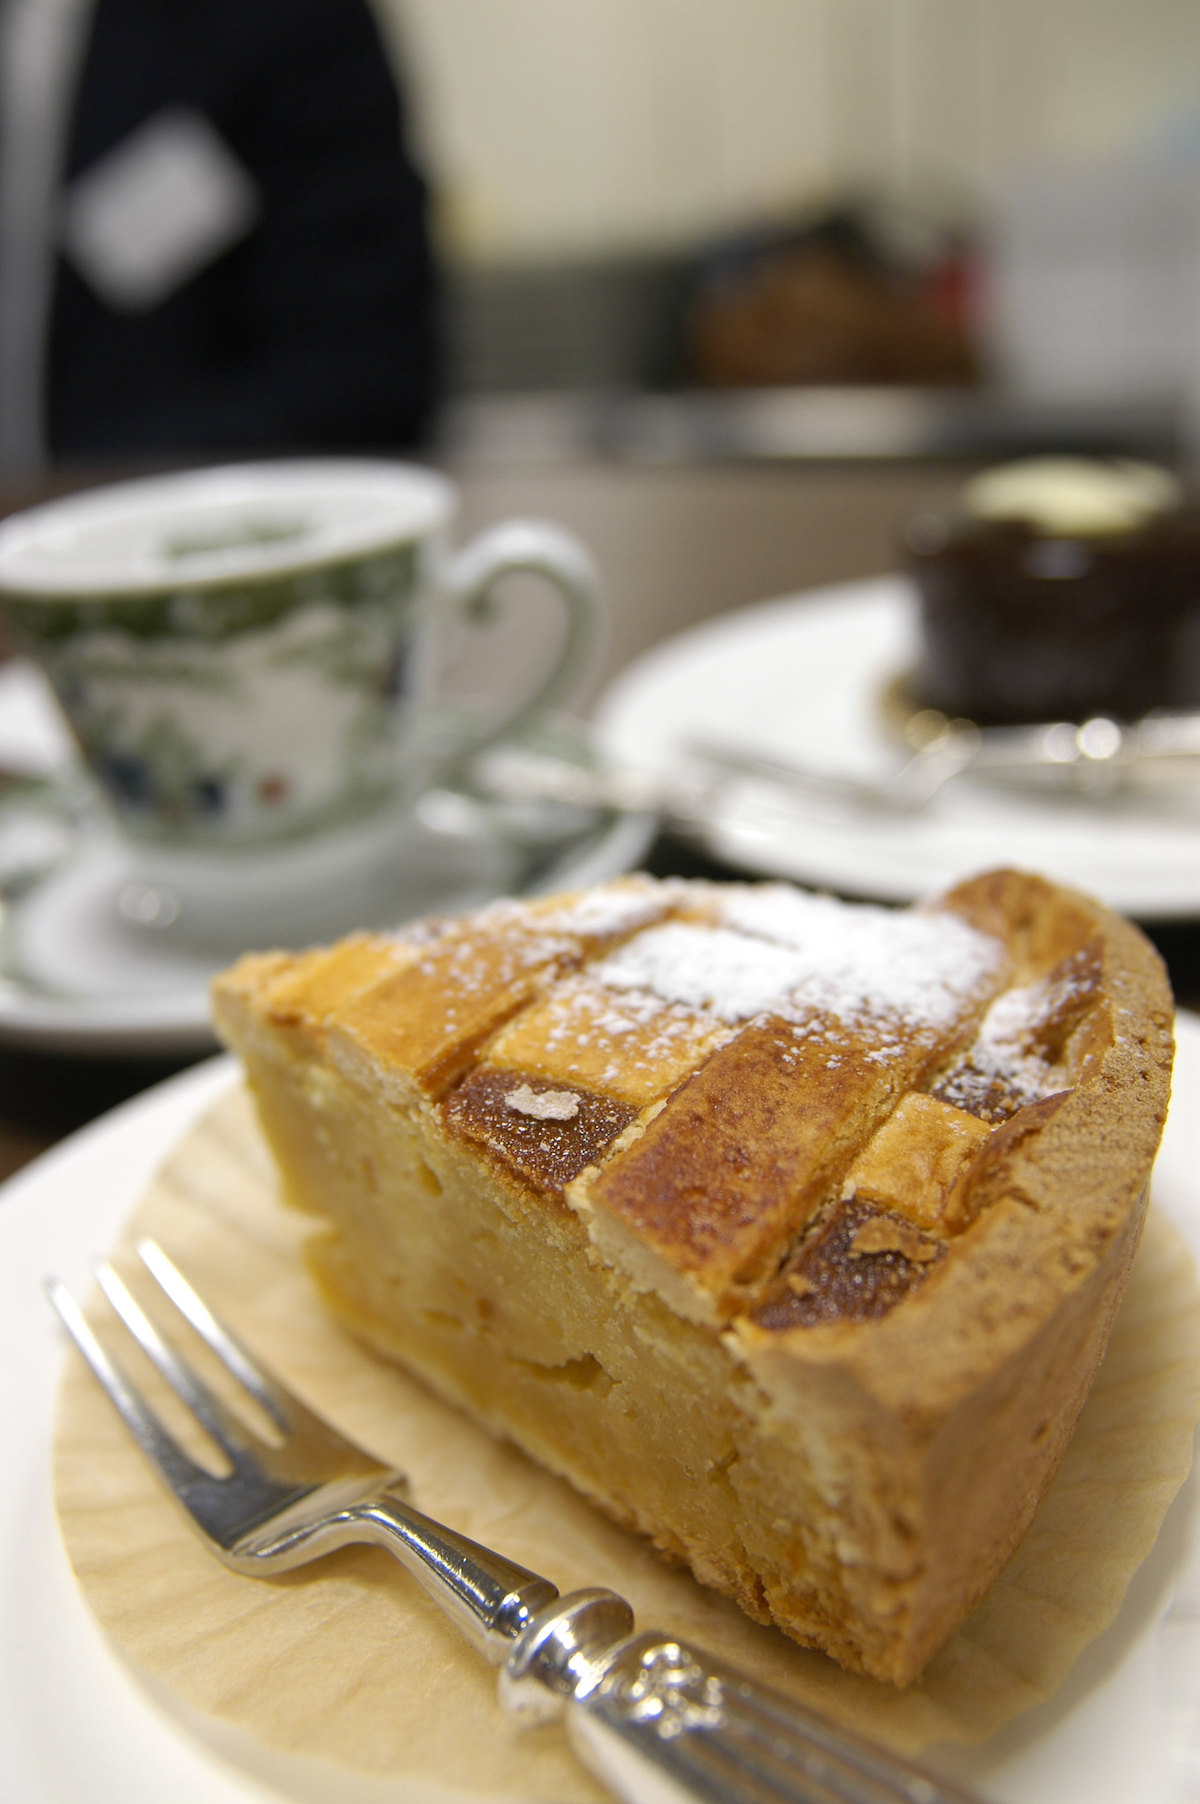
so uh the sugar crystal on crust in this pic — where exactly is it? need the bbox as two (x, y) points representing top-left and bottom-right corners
(504, 1084), (581, 1120)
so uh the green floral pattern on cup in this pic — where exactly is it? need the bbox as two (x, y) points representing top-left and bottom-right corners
(11, 547), (422, 847)
(4, 543), (418, 642)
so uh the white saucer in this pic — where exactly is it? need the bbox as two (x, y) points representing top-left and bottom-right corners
(2, 1023), (1199, 1804)
(593, 577), (1200, 918)
(0, 663), (654, 1056)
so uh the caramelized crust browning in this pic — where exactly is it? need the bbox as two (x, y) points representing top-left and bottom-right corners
(582, 1011), (950, 1313)
(755, 1197), (946, 1329)
(441, 1067), (637, 1197)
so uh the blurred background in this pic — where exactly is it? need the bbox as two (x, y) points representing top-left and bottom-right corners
(5, 0), (1200, 620)
(4, 0), (1200, 1169)
(383, 0), (1200, 440)
(378, 0), (1200, 698)
(8, 0), (1200, 466)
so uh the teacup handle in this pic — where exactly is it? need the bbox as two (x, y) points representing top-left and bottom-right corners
(441, 519), (603, 762)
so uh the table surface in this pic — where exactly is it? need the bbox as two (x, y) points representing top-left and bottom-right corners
(2, 455), (1197, 1183)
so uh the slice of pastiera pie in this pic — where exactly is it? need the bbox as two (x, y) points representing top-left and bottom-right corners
(212, 869), (1173, 1685)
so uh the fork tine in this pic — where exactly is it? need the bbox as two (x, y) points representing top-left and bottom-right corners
(135, 1239), (289, 1432)
(94, 1262), (267, 1469)
(45, 1275), (211, 1497)
(134, 1239), (373, 1459)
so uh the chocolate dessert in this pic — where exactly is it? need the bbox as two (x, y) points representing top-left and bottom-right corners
(905, 458), (1200, 725)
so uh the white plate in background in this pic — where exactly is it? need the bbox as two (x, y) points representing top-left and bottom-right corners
(594, 577), (1200, 919)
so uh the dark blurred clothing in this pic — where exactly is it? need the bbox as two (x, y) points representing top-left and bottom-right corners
(41, 0), (440, 459)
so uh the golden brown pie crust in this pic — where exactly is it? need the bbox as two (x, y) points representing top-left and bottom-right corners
(212, 868), (1173, 1685)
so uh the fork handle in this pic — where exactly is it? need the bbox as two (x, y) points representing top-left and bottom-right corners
(352, 1494), (560, 1660)
(503, 1600), (982, 1804)
(568, 1635), (979, 1804)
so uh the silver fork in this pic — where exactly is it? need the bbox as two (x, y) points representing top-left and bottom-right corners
(48, 1239), (985, 1804)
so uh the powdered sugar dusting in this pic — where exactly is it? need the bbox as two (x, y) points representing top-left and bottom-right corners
(721, 888), (1003, 1031)
(529, 975), (731, 1090)
(537, 880), (664, 941)
(594, 923), (816, 1022)
(590, 891), (1003, 1034)
(942, 969), (1077, 1112)
(542, 975), (715, 1051)
(975, 989), (1054, 1102)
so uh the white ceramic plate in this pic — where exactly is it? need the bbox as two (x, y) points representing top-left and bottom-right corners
(1, 1023), (1199, 1804)
(0, 662), (654, 1055)
(593, 577), (1200, 919)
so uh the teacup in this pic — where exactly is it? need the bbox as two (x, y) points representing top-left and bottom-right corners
(0, 460), (602, 949)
